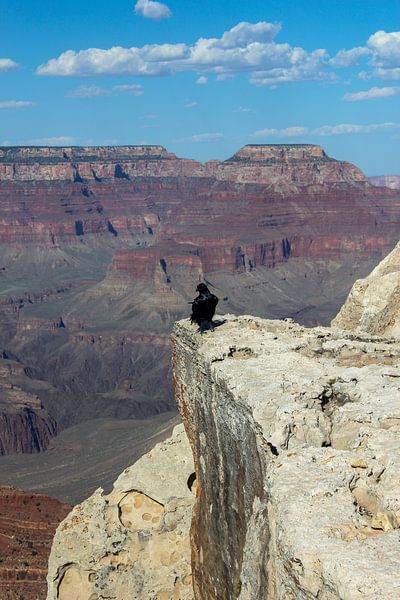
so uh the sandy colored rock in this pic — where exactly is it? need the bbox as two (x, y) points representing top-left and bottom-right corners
(173, 314), (400, 599)
(46, 424), (195, 600)
(332, 240), (400, 336)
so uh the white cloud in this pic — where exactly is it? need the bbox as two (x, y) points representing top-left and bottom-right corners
(196, 76), (208, 85)
(134, 0), (171, 20)
(0, 59), (19, 72)
(35, 21), (328, 85)
(25, 136), (76, 146)
(343, 86), (400, 101)
(69, 83), (143, 98)
(249, 49), (331, 86)
(112, 84), (144, 95)
(368, 30), (400, 68)
(234, 107), (254, 113)
(367, 30), (400, 80)
(68, 85), (111, 98)
(190, 133), (224, 142)
(329, 47), (370, 67)
(374, 67), (400, 80)
(36, 22), (399, 87)
(184, 101), (198, 108)
(0, 101), (35, 109)
(252, 126), (308, 138)
(313, 122), (399, 135)
(218, 21), (281, 48)
(252, 122), (400, 138)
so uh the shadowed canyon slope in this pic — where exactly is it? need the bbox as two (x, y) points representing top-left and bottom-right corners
(1, 143), (400, 500)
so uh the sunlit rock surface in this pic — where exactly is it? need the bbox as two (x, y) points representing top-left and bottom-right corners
(46, 424), (195, 600)
(332, 240), (400, 337)
(173, 314), (400, 599)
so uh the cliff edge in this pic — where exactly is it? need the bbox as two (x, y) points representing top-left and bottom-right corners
(46, 242), (400, 599)
(173, 315), (400, 599)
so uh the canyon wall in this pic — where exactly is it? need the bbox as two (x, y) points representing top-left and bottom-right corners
(0, 487), (71, 600)
(1, 142), (399, 480)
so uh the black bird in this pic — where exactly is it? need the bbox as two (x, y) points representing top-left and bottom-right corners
(190, 283), (219, 333)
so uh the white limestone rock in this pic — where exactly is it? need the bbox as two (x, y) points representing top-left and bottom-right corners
(173, 315), (400, 599)
(332, 241), (400, 336)
(46, 423), (195, 600)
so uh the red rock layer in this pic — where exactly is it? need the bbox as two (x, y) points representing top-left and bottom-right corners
(0, 145), (397, 269)
(0, 487), (71, 600)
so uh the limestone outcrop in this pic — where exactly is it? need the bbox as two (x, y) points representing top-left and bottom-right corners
(46, 424), (195, 600)
(332, 240), (400, 336)
(173, 315), (400, 599)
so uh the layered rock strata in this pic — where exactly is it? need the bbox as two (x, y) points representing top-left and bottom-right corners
(0, 486), (71, 600)
(173, 315), (400, 599)
(332, 240), (400, 337)
(46, 424), (195, 600)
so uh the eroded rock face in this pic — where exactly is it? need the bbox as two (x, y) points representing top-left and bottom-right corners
(46, 424), (195, 600)
(332, 240), (400, 336)
(172, 315), (400, 599)
(0, 360), (57, 454)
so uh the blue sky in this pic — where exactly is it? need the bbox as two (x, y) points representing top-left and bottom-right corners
(1, 0), (399, 174)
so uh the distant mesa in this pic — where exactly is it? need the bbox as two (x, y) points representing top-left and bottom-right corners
(226, 143), (330, 163)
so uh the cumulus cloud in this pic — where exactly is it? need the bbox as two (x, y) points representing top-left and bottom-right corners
(373, 67), (400, 80)
(184, 101), (198, 108)
(368, 30), (400, 67)
(343, 86), (400, 101)
(68, 83), (143, 98)
(134, 0), (171, 20)
(35, 22), (400, 87)
(0, 58), (19, 72)
(329, 47), (370, 67)
(218, 21), (281, 48)
(252, 122), (400, 138)
(0, 100), (35, 109)
(367, 30), (400, 79)
(196, 76), (208, 84)
(35, 21), (329, 85)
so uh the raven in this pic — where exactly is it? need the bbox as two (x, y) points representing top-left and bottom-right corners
(190, 283), (218, 333)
